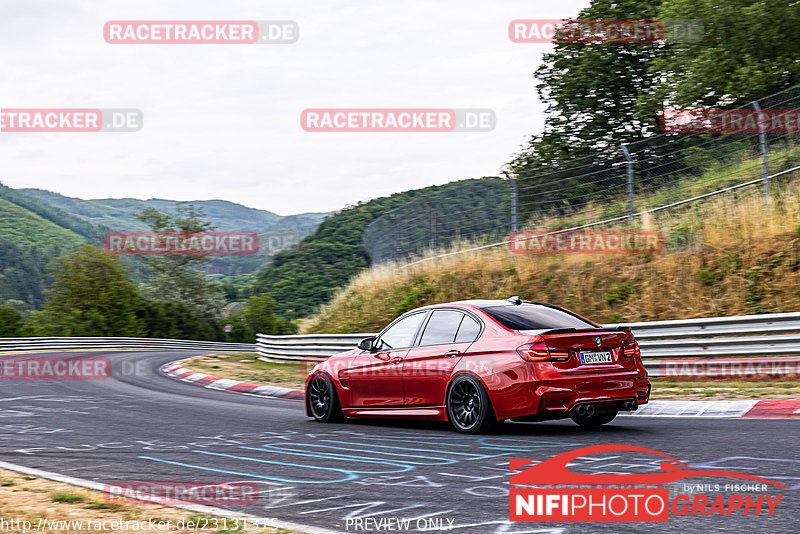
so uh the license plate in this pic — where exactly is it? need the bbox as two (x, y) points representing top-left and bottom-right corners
(579, 351), (613, 364)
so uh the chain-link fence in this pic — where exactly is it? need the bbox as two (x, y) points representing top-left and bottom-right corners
(362, 178), (510, 264)
(517, 85), (800, 227)
(364, 84), (800, 265)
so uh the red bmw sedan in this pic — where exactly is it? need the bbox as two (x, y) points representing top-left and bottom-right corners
(305, 297), (650, 433)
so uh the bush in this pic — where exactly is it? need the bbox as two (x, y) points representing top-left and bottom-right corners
(605, 283), (636, 306)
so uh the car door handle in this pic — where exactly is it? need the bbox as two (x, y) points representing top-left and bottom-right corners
(390, 357), (403, 364)
(445, 350), (462, 358)
(374, 353), (391, 361)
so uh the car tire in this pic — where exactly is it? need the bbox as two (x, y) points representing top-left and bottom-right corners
(307, 373), (343, 423)
(447, 374), (494, 434)
(571, 409), (618, 427)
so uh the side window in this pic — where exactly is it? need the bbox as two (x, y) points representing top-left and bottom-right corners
(419, 310), (465, 346)
(455, 314), (482, 343)
(376, 313), (425, 350)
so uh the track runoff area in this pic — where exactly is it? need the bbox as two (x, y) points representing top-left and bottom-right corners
(0, 349), (797, 533)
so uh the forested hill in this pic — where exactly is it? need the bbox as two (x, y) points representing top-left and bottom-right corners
(0, 183), (333, 309)
(19, 189), (330, 233)
(252, 178), (506, 320)
(0, 183), (104, 307)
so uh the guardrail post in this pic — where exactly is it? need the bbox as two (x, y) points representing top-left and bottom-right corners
(751, 100), (769, 205)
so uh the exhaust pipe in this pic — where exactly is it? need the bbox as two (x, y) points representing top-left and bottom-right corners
(574, 404), (595, 418)
(623, 400), (638, 411)
(584, 404), (595, 418)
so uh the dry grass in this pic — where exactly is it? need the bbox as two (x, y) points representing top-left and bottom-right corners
(0, 468), (290, 533)
(302, 178), (800, 333)
(184, 353), (307, 389)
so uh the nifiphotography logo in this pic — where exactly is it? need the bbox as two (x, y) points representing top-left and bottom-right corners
(510, 444), (785, 523)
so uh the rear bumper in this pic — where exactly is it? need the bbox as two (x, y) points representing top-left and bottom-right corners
(489, 369), (650, 421)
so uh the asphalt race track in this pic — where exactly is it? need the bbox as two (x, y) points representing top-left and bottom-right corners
(1, 350), (798, 533)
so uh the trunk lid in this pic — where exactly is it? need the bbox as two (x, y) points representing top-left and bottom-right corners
(534, 328), (635, 373)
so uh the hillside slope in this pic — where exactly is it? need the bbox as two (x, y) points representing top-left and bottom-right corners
(302, 180), (800, 333)
(17, 188), (332, 279)
(252, 178), (507, 320)
(19, 189), (330, 233)
(0, 183), (103, 307)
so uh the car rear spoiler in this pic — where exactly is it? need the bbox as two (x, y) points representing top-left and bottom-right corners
(539, 326), (632, 335)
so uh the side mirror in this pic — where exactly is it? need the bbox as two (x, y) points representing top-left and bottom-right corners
(358, 337), (377, 352)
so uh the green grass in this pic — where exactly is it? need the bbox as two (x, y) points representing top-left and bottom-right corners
(50, 491), (85, 503)
(1, 478), (14, 487)
(86, 501), (126, 511)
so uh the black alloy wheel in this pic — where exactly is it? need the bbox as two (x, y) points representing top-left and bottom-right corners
(447, 375), (493, 433)
(307, 373), (343, 423)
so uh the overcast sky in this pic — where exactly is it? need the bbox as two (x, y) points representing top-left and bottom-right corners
(0, 0), (588, 215)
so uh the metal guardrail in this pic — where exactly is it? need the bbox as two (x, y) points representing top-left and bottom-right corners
(256, 312), (800, 377)
(606, 312), (800, 339)
(0, 337), (255, 353)
(256, 333), (369, 361)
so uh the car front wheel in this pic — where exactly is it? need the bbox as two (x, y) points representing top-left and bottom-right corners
(307, 373), (343, 423)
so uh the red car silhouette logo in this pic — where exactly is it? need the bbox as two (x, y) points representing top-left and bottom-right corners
(510, 444), (786, 487)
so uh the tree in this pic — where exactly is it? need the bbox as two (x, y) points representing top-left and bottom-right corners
(28, 246), (145, 336)
(225, 294), (296, 343)
(136, 204), (225, 321)
(511, 0), (666, 170)
(0, 303), (23, 337)
(645, 0), (800, 111)
(137, 299), (222, 341)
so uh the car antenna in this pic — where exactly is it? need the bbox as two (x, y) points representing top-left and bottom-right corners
(508, 295), (522, 305)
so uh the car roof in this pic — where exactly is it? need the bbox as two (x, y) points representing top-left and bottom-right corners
(455, 299), (525, 308)
(413, 298), (556, 312)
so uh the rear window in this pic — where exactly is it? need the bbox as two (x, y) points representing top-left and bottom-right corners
(481, 304), (595, 331)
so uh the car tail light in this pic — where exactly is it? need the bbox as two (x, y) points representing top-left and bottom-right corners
(517, 337), (570, 362)
(623, 340), (640, 358)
